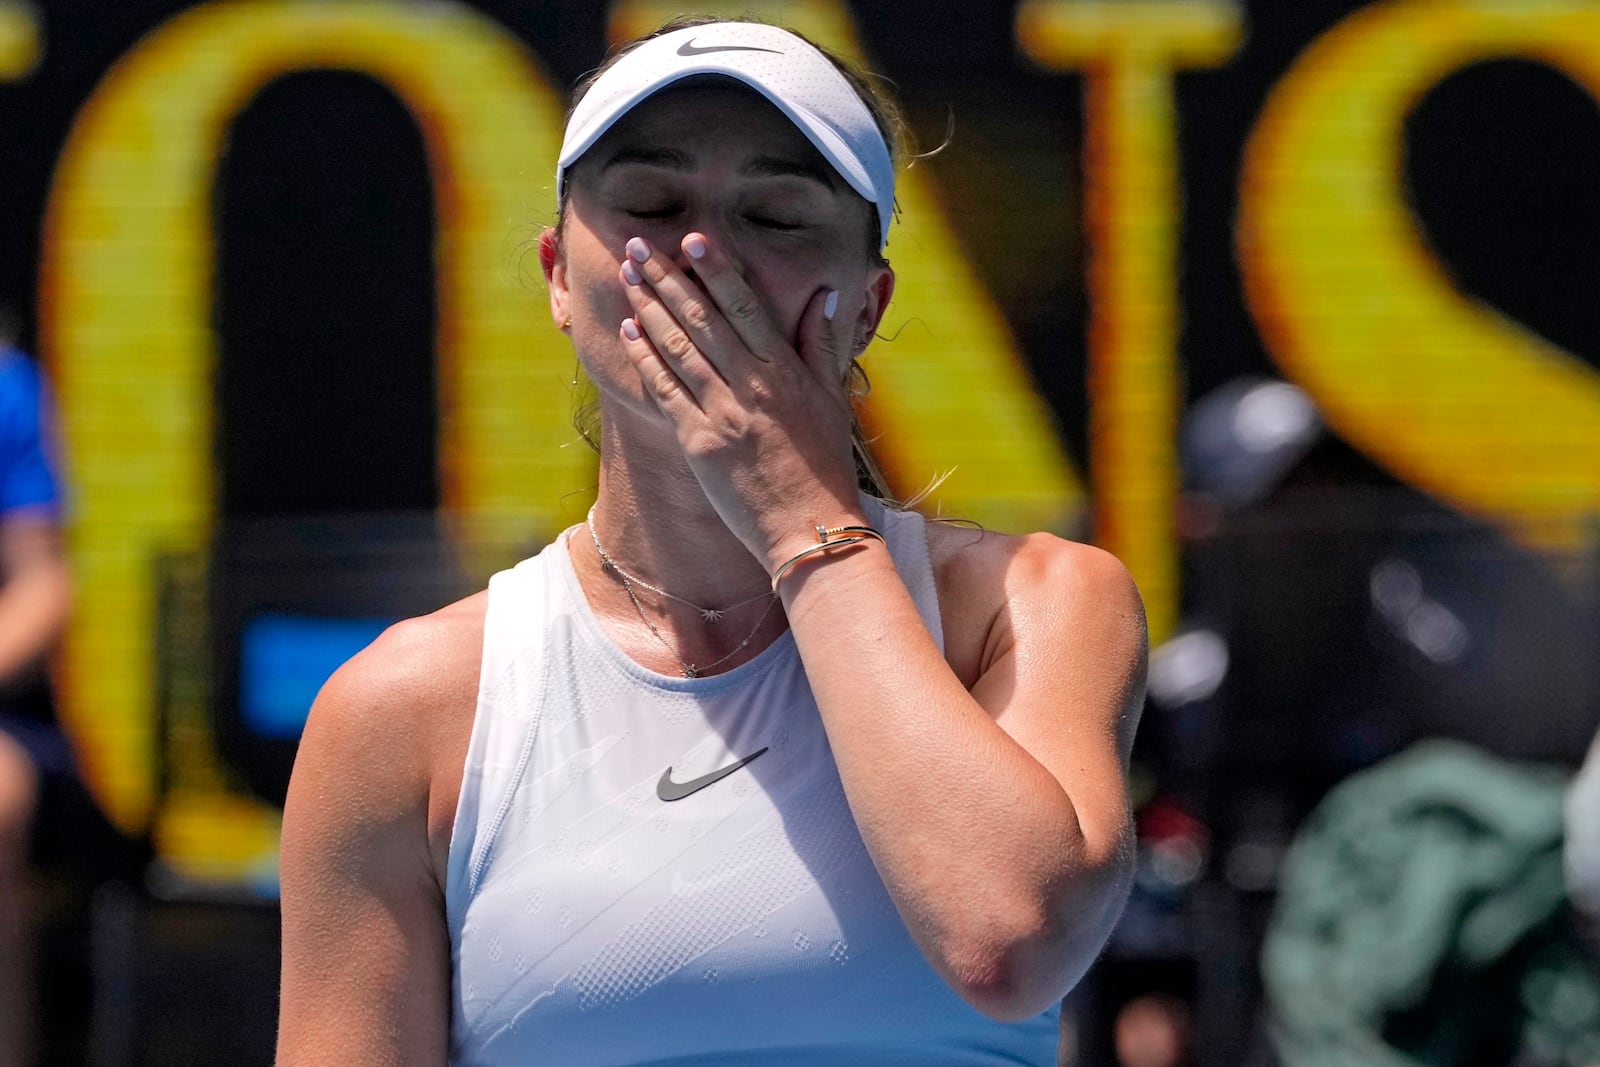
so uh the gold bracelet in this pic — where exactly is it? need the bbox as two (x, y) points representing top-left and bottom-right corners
(815, 524), (885, 543)
(770, 524), (886, 591)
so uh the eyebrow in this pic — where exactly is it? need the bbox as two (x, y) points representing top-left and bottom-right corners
(743, 154), (838, 190)
(600, 148), (838, 191)
(600, 146), (690, 172)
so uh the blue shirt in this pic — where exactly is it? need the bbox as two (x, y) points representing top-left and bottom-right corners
(0, 346), (61, 518)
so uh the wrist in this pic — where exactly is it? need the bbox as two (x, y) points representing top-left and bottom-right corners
(759, 499), (870, 572)
(769, 522), (886, 591)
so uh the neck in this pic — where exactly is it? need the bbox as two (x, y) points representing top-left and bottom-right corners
(566, 412), (793, 677)
(585, 416), (773, 605)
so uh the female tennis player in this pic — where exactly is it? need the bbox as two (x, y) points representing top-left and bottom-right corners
(277, 17), (1146, 1065)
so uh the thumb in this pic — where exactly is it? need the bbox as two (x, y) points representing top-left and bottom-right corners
(795, 287), (844, 384)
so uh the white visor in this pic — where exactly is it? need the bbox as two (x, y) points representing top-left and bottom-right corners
(557, 22), (895, 249)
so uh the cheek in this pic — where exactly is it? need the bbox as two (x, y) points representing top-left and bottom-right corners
(567, 270), (636, 376)
(557, 224), (627, 316)
(737, 261), (824, 339)
(572, 249), (636, 328)
(581, 275), (626, 320)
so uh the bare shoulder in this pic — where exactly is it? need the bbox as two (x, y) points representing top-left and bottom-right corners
(924, 522), (1147, 732)
(925, 521), (1143, 612)
(286, 589), (489, 889)
(326, 591), (486, 730)
(297, 590), (487, 777)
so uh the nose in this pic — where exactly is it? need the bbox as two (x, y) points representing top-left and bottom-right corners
(675, 227), (712, 275)
(672, 221), (744, 284)
(674, 240), (702, 286)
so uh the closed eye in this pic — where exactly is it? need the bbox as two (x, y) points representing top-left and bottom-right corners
(626, 205), (682, 220)
(748, 214), (803, 231)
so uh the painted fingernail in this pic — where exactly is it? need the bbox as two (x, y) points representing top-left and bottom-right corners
(683, 233), (707, 260)
(823, 290), (839, 321)
(621, 317), (641, 341)
(621, 258), (642, 285)
(626, 237), (651, 263)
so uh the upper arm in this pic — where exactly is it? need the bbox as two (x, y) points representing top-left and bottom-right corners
(276, 625), (457, 1067)
(963, 535), (1147, 867)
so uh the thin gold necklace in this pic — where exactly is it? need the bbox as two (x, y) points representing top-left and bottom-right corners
(585, 507), (775, 622)
(585, 509), (779, 678)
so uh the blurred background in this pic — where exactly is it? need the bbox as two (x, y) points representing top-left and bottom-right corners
(1, 0), (1598, 1063)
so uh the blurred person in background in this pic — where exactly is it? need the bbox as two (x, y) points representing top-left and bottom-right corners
(1568, 726), (1600, 958)
(1114, 993), (1193, 1067)
(277, 16), (1146, 1066)
(0, 305), (73, 1067)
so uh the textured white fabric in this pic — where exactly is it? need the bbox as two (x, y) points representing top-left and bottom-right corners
(445, 498), (1057, 1065)
(556, 21), (896, 248)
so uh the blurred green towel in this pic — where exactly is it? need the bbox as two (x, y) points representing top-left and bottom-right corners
(1263, 740), (1600, 1067)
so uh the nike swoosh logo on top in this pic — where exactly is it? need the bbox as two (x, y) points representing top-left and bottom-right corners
(676, 40), (785, 57)
(657, 747), (769, 802)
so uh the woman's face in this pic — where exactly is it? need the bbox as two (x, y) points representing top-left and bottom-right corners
(544, 81), (893, 419)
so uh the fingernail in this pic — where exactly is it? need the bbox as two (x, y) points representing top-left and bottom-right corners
(823, 290), (839, 321)
(621, 258), (642, 285)
(626, 237), (651, 263)
(683, 233), (707, 260)
(621, 318), (641, 341)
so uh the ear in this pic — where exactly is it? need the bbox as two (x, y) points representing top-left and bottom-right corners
(539, 228), (571, 329)
(855, 263), (895, 353)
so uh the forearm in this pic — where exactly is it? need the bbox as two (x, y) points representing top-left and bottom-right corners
(778, 542), (1132, 1017)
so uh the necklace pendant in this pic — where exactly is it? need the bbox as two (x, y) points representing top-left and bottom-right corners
(700, 608), (724, 623)
(682, 664), (701, 678)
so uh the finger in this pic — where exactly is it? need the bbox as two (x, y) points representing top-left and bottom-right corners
(678, 232), (794, 365)
(622, 236), (761, 378)
(619, 315), (702, 418)
(620, 247), (723, 401)
(794, 285), (847, 389)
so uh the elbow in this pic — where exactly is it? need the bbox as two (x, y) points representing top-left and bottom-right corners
(950, 846), (1137, 1022)
(50, 565), (72, 630)
(42, 566), (72, 651)
(946, 930), (1079, 1023)
(948, 952), (1055, 1023)
(28, 553), (72, 634)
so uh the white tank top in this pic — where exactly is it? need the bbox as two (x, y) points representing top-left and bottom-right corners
(445, 499), (1058, 1065)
